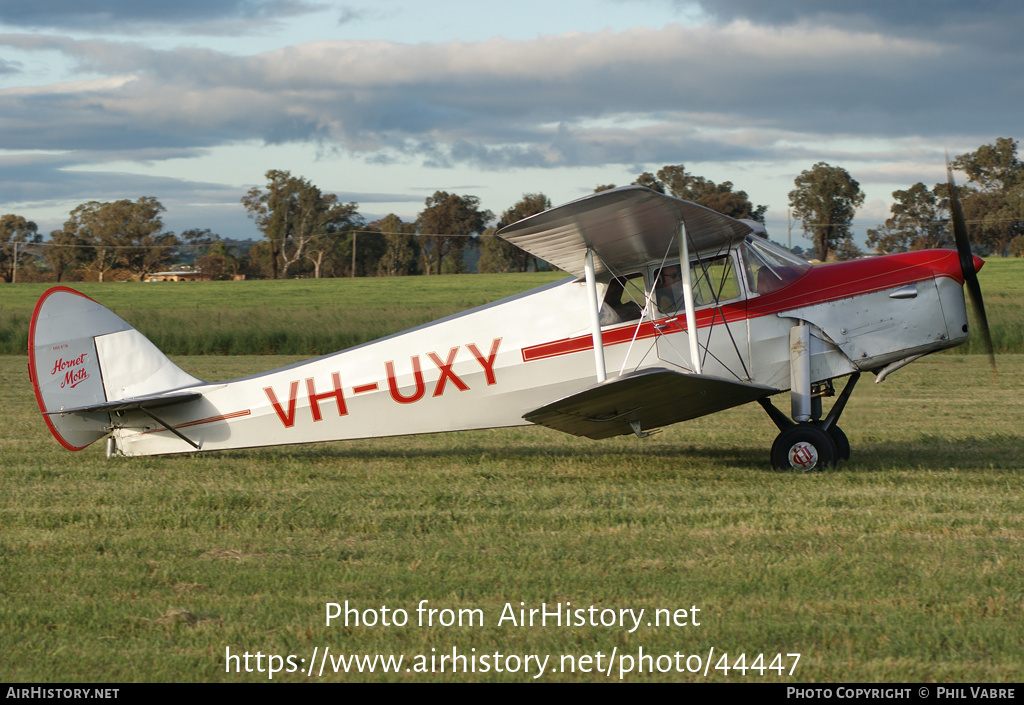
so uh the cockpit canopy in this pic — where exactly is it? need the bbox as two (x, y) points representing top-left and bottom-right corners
(599, 235), (811, 326)
(741, 235), (811, 295)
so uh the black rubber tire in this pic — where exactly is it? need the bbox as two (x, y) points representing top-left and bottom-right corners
(825, 425), (850, 462)
(770, 423), (838, 471)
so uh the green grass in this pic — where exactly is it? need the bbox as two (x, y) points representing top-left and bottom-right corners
(957, 258), (1024, 355)
(0, 273), (567, 355)
(2, 353), (1023, 682)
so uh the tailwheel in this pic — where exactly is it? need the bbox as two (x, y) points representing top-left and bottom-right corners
(770, 423), (837, 472)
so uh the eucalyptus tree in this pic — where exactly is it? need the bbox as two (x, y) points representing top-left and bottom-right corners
(242, 170), (361, 278)
(62, 198), (173, 281)
(41, 229), (84, 283)
(416, 192), (492, 275)
(952, 138), (1024, 255)
(0, 214), (39, 283)
(788, 163), (865, 261)
(479, 193), (551, 273)
(867, 183), (949, 254)
(373, 214), (419, 276)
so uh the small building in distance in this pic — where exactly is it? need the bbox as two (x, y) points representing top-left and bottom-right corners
(146, 269), (245, 282)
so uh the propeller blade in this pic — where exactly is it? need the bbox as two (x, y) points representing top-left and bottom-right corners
(946, 159), (996, 375)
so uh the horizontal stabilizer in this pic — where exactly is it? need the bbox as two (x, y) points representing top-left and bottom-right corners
(524, 368), (775, 439)
(42, 391), (202, 416)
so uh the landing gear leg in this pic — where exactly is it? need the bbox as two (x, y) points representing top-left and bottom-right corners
(759, 373), (860, 470)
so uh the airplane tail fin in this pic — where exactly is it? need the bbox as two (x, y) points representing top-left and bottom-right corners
(28, 287), (204, 451)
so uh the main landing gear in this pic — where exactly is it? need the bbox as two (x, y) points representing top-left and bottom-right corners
(758, 373), (859, 472)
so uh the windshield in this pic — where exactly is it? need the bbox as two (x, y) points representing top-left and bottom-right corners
(741, 235), (811, 295)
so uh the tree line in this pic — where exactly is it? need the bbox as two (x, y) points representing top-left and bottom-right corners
(2, 139), (1022, 283)
(866, 138), (1024, 258)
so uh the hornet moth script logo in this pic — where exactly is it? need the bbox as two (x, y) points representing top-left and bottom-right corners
(51, 352), (90, 390)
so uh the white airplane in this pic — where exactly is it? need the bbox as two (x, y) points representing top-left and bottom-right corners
(29, 171), (992, 470)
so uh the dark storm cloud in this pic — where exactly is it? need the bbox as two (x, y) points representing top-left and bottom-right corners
(679, 0), (1024, 53)
(684, 0), (1022, 30)
(0, 0), (322, 34)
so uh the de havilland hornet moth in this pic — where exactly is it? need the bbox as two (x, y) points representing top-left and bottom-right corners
(29, 168), (994, 470)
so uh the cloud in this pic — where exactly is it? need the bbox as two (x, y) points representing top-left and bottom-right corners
(681, 0), (1024, 34)
(2, 21), (1017, 168)
(0, 12), (1020, 235)
(0, 0), (323, 35)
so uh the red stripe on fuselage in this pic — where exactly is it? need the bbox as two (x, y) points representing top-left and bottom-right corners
(521, 249), (967, 363)
(747, 249), (965, 318)
(141, 409), (252, 436)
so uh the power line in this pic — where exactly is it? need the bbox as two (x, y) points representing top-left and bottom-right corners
(10, 229), (483, 251)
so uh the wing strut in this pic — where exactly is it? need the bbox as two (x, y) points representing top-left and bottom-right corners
(583, 248), (607, 383)
(678, 222), (701, 374)
(136, 407), (201, 450)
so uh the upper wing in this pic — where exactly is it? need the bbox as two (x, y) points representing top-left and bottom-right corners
(496, 186), (756, 278)
(524, 367), (776, 439)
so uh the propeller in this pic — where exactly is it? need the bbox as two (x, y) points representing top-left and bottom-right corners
(946, 158), (997, 376)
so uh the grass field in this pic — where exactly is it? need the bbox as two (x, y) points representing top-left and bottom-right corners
(1, 265), (1023, 682)
(0, 272), (567, 356)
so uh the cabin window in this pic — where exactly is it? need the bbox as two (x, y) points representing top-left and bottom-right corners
(654, 254), (741, 314)
(692, 255), (741, 305)
(599, 273), (645, 326)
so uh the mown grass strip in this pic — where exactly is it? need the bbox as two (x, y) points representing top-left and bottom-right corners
(2, 354), (1022, 681)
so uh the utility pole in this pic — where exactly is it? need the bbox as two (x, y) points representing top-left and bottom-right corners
(351, 231), (357, 277)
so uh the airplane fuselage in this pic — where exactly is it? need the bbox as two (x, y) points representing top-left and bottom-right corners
(107, 248), (971, 456)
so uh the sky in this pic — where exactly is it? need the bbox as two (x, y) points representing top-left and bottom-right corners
(1, 0), (1022, 250)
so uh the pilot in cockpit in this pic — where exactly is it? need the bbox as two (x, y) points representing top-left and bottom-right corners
(655, 265), (684, 313)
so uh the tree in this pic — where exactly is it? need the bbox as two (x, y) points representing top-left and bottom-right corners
(242, 170), (362, 278)
(196, 241), (244, 280)
(0, 214), (40, 283)
(632, 172), (664, 193)
(866, 183), (950, 254)
(303, 201), (364, 278)
(42, 229), (86, 282)
(179, 228), (221, 266)
(373, 214), (419, 276)
(656, 165), (767, 222)
(951, 138), (1024, 255)
(62, 198), (173, 281)
(246, 240), (276, 279)
(788, 163), (865, 261)
(416, 192), (492, 275)
(479, 193), (551, 273)
(476, 228), (509, 274)
(952, 137), (1024, 192)
(620, 165), (769, 222)
(116, 198), (176, 279)
(242, 170), (292, 279)
(63, 204), (117, 282)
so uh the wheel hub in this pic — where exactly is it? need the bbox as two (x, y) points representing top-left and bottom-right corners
(787, 441), (819, 471)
